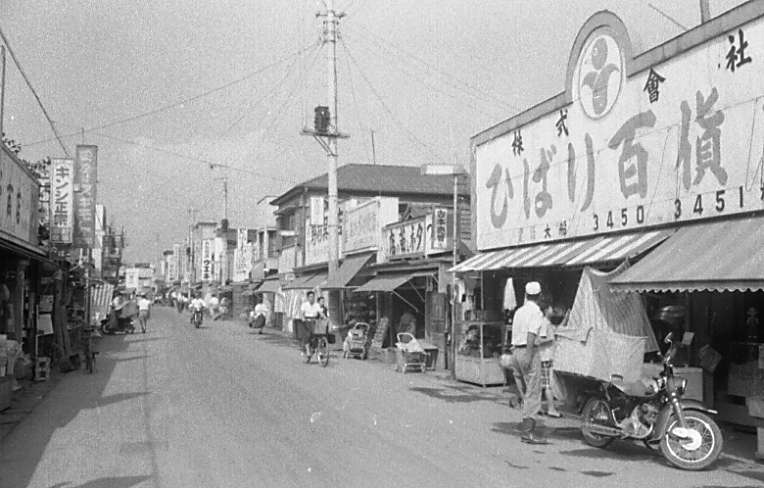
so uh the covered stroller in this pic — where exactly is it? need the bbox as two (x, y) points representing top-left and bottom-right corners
(394, 332), (428, 373)
(343, 322), (370, 359)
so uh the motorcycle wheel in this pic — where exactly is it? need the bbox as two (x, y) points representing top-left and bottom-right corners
(100, 322), (110, 335)
(660, 410), (723, 470)
(581, 398), (615, 448)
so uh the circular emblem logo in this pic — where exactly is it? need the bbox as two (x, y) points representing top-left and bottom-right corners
(577, 32), (623, 119)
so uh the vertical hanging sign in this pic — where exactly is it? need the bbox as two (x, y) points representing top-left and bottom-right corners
(201, 239), (212, 282)
(73, 145), (97, 248)
(50, 158), (74, 243)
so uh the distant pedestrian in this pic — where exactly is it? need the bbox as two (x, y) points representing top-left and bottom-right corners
(508, 281), (548, 444)
(137, 294), (152, 334)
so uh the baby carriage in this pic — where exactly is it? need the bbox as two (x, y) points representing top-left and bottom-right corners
(395, 332), (428, 373)
(343, 322), (370, 359)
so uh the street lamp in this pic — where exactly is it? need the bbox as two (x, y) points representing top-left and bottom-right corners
(420, 164), (466, 379)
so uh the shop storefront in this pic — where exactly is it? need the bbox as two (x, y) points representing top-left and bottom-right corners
(463, 1), (764, 423)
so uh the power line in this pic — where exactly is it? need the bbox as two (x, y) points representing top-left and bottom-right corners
(340, 37), (447, 164)
(0, 25), (70, 156)
(646, 2), (689, 31)
(346, 23), (521, 113)
(92, 131), (300, 186)
(24, 42), (319, 148)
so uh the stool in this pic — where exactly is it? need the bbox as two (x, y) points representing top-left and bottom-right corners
(34, 356), (51, 382)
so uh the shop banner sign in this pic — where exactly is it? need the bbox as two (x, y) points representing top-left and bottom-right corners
(430, 207), (450, 251)
(381, 209), (453, 261)
(304, 216), (344, 266)
(309, 196), (325, 226)
(73, 145), (97, 248)
(474, 13), (764, 250)
(0, 147), (39, 245)
(236, 227), (248, 250)
(342, 197), (399, 254)
(278, 243), (299, 274)
(171, 243), (181, 282)
(50, 158), (74, 243)
(233, 243), (253, 283)
(201, 239), (212, 282)
(125, 267), (140, 289)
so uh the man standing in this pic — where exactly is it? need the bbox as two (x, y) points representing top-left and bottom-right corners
(509, 281), (548, 444)
(137, 294), (151, 334)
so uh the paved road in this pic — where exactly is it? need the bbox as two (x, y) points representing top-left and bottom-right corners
(1, 308), (762, 488)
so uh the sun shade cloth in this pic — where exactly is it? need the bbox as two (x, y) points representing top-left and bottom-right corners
(609, 216), (764, 292)
(283, 272), (328, 290)
(354, 273), (413, 293)
(255, 278), (281, 293)
(450, 229), (670, 272)
(323, 253), (373, 289)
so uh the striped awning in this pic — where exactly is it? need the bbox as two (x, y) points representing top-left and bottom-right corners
(610, 216), (764, 292)
(451, 229), (671, 273)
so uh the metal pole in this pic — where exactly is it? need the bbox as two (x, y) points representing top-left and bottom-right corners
(326, 0), (339, 282)
(451, 174), (458, 379)
(700, 0), (711, 24)
(0, 45), (5, 138)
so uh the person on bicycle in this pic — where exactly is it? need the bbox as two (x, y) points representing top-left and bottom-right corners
(189, 294), (206, 326)
(137, 293), (151, 334)
(300, 291), (324, 355)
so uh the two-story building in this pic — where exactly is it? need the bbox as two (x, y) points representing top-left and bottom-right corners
(267, 163), (470, 368)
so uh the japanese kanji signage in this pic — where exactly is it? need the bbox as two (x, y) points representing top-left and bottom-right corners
(380, 208), (452, 262)
(342, 197), (399, 257)
(474, 12), (764, 250)
(201, 239), (212, 282)
(233, 228), (252, 282)
(73, 145), (97, 248)
(50, 158), (74, 244)
(0, 147), (39, 246)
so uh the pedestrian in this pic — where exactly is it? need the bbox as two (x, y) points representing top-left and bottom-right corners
(508, 281), (548, 444)
(299, 291), (323, 355)
(137, 293), (152, 334)
(317, 296), (328, 319)
(538, 297), (561, 418)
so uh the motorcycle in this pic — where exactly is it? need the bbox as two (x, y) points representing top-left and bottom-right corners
(191, 309), (204, 329)
(580, 332), (723, 470)
(100, 311), (135, 335)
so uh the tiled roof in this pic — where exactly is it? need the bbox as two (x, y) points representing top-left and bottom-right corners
(272, 164), (469, 205)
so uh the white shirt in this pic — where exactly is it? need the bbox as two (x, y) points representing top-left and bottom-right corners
(537, 317), (555, 362)
(254, 303), (269, 316)
(190, 298), (206, 311)
(511, 299), (544, 346)
(301, 301), (322, 319)
(138, 298), (151, 311)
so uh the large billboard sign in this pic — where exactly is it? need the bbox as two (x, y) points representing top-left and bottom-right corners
(0, 147), (39, 246)
(474, 9), (764, 250)
(73, 145), (97, 248)
(342, 197), (399, 256)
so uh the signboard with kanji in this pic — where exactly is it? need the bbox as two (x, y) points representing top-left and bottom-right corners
(0, 147), (39, 246)
(201, 239), (212, 282)
(50, 158), (74, 243)
(73, 145), (97, 248)
(474, 11), (764, 250)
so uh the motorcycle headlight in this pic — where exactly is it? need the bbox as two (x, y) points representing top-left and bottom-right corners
(667, 376), (687, 395)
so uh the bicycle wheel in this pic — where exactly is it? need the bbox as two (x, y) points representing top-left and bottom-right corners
(317, 338), (329, 367)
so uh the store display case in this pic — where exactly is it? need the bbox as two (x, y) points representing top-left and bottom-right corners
(455, 321), (506, 387)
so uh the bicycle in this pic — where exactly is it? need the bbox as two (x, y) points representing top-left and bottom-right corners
(302, 319), (330, 367)
(81, 326), (99, 374)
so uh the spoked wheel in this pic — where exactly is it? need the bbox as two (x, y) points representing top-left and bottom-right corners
(660, 411), (723, 470)
(581, 398), (615, 448)
(317, 338), (329, 367)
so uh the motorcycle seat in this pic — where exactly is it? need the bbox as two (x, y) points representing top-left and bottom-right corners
(612, 380), (652, 397)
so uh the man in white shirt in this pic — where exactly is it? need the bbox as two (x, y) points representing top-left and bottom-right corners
(508, 281), (548, 444)
(189, 295), (206, 325)
(137, 294), (151, 334)
(299, 291), (323, 353)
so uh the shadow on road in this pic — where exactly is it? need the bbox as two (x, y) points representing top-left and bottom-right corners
(0, 332), (140, 488)
(409, 383), (507, 405)
(48, 474), (152, 488)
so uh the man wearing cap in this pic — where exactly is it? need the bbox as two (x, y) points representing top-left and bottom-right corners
(509, 281), (548, 444)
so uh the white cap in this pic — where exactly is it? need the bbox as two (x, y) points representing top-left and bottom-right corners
(525, 281), (541, 295)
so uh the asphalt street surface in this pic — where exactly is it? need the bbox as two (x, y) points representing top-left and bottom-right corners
(1, 307), (762, 488)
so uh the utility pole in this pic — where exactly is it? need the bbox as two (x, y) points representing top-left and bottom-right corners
(223, 177), (228, 221)
(302, 0), (348, 282)
(0, 45), (5, 138)
(699, 0), (711, 24)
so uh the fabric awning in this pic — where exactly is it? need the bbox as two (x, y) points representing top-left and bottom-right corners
(323, 253), (373, 289)
(354, 273), (413, 293)
(451, 229), (670, 272)
(256, 278), (281, 294)
(610, 216), (764, 292)
(282, 272), (328, 290)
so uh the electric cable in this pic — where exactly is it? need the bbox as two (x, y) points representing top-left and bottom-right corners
(345, 23), (520, 113)
(0, 25), (70, 156)
(341, 36), (372, 163)
(24, 42), (319, 148)
(340, 36), (448, 165)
